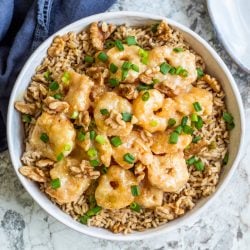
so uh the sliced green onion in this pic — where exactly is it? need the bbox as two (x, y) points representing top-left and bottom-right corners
(130, 202), (141, 212)
(173, 47), (184, 52)
(77, 131), (86, 141)
(183, 125), (194, 135)
(44, 71), (52, 81)
(138, 48), (149, 65)
(86, 206), (102, 217)
(90, 130), (96, 140)
(194, 159), (205, 171)
(71, 111), (79, 119)
(114, 39), (124, 51)
(57, 153), (64, 162)
(186, 156), (196, 166)
(169, 132), (179, 144)
(122, 61), (132, 70)
(87, 148), (97, 159)
(180, 69), (188, 77)
(196, 68), (204, 78)
(168, 118), (176, 128)
(131, 185), (140, 196)
(108, 78), (119, 87)
(88, 195), (96, 209)
(181, 116), (188, 126)
(22, 114), (32, 123)
(109, 63), (118, 73)
(175, 66), (184, 75)
(64, 144), (71, 151)
(84, 55), (94, 63)
(121, 112), (132, 122)
(137, 83), (153, 91)
(208, 141), (217, 150)
(121, 70), (128, 81)
(152, 78), (160, 84)
(223, 152), (229, 165)
(97, 52), (108, 62)
(131, 64), (139, 72)
(101, 165), (108, 174)
(126, 36), (137, 45)
(79, 215), (89, 225)
(192, 135), (201, 143)
(227, 122), (235, 131)
(40, 133), (49, 143)
(175, 125), (183, 134)
(61, 72), (70, 84)
(105, 39), (115, 49)
(110, 136), (122, 147)
(123, 153), (135, 164)
(190, 113), (198, 122)
(151, 23), (159, 33)
(142, 91), (150, 101)
(90, 159), (100, 167)
(223, 112), (234, 124)
(150, 120), (158, 127)
(169, 67), (176, 75)
(50, 178), (61, 189)
(160, 62), (171, 75)
(95, 135), (106, 145)
(193, 102), (202, 112)
(100, 108), (109, 115)
(195, 116), (203, 130)
(53, 93), (62, 100)
(49, 81), (59, 91)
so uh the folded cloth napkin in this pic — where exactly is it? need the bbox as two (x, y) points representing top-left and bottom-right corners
(0, 0), (116, 152)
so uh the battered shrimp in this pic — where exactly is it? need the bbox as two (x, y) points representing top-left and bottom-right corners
(145, 46), (197, 95)
(147, 152), (189, 192)
(45, 158), (91, 203)
(135, 179), (163, 208)
(151, 131), (192, 154)
(30, 112), (75, 161)
(94, 92), (133, 136)
(133, 89), (167, 132)
(107, 45), (147, 83)
(64, 71), (94, 117)
(95, 165), (138, 209)
(112, 131), (153, 169)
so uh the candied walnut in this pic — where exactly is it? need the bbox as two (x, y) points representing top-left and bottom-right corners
(156, 21), (171, 41)
(202, 74), (221, 93)
(36, 159), (54, 168)
(134, 163), (146, 182)
(19, 166), (47, 182)
(15, 101), (36, 115)
(48, 36), (65, 57)
(90, 22), (116, 50)
(139, 67), (160, 85)
(69, 160), (100, 180)
(27, 81), (48, 101)
(43, 96), (69, 114)
(119, 84), (138, 100)
(86, 66), (109, 80)
(155, 205), (175, 220)
(74, 111), (90, 131)
(154, 83), (176, 97)
(104, 110), (126, 129)
(184, 140), (207, 156)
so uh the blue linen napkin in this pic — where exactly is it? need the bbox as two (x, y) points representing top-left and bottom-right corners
(0, 0), (116, 152)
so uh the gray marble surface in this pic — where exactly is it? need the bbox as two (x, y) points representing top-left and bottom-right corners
(1, 0), (250, 249)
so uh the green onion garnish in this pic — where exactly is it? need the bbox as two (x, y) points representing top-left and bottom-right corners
(53, 93), (62, 100)
(100, 109), (109, 115)
(160, 62), (171, 75)
(223, 152), (229, 165)
(190, 113), (198, 122)
(192, 135), (201, 143)
(114, 39), (124, 51)
(89, 130), (96, 140)
(86, 206), (102, 217)
(77, 131), (86, 141)
(57, 153), (64, 162)
(105, 39), (115, 49)
(61, 72), (70, 84)
(22, 114), (32, 123)
(227, 122), (235, 131)
(180, 69), (188, 77)
(84, 55), (94, 63)
(152, 78), (160, 84)
(101, 165), (108, 174)
(168, 118), (176, 128)
(186, 156), (196, 166)
(95, 135), (106, 145)
(87, 148), (97, 159)
(50, 178), (61, 189)
(175, 66), (184, 75)
(79, 215), (89, 225)
(108, 78), (120, 87)
(142, 91), (150, 101)
(130, 202), (141, 212)
(193, 102), (202, 112)
(131, 64), (139, 72)
(110, 136), (122, 147)
(183, 125), (194, 135)
(97, 52), (108, 62)
(49, 81), (59, 91)
(194, 159), (205, 171)
(131, 185), (140, 196)
(90, 159), (100, 167)
(195, 116), (203, 130)
(109, 63), (118, 73)
(121, 112), (132, 122)
(181, 116), (188, 126)
(71, 111), (79, 119)
(151, 23), (159, 33)
(40, 133), (49, 143)
(123, 153), (135, 164)
(64, 144), (71, 151)
(169, 67), (176, 75)
(173, 47), (184, 52)
(138, 48), (149, 65)
(89, 195), (97, 209)
(175, 125), (183, 134)
(196, 68), (204, 78)
(126, 36), (137, 46)
(169, 132), (179, 144)
(137, 83), (153, 91)
(44, 71), (52, 81)
(223, 112), (234, 124)
(122, 61), (132, 70)
(121, 70), (128, 81)
(150, 120), (158, 127)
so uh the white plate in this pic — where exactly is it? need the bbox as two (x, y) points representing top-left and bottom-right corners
(207, 0), (250, 72)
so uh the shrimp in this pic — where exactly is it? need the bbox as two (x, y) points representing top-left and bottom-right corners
(30, 112), (75, 161)
(107, 45), (147, 83)
(135, 179), (163, 208)
(94, 92), (133, 136)
(147, 152), (189, 192)
(112, 131), (153, 169)
(151, 131), (192, 154)
(95, 165), (137, 209)
(64, 71), (94, 117)
(45, 158), (91, 203)
(133, 89), (167, 132)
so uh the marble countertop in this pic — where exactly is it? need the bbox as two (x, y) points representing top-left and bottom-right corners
(1, 0), (250, 249)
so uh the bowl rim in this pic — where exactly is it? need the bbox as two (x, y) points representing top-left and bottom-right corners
(7, 11), (245, 241)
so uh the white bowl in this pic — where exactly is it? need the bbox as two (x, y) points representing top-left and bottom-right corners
(7, 11), (245, 241)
